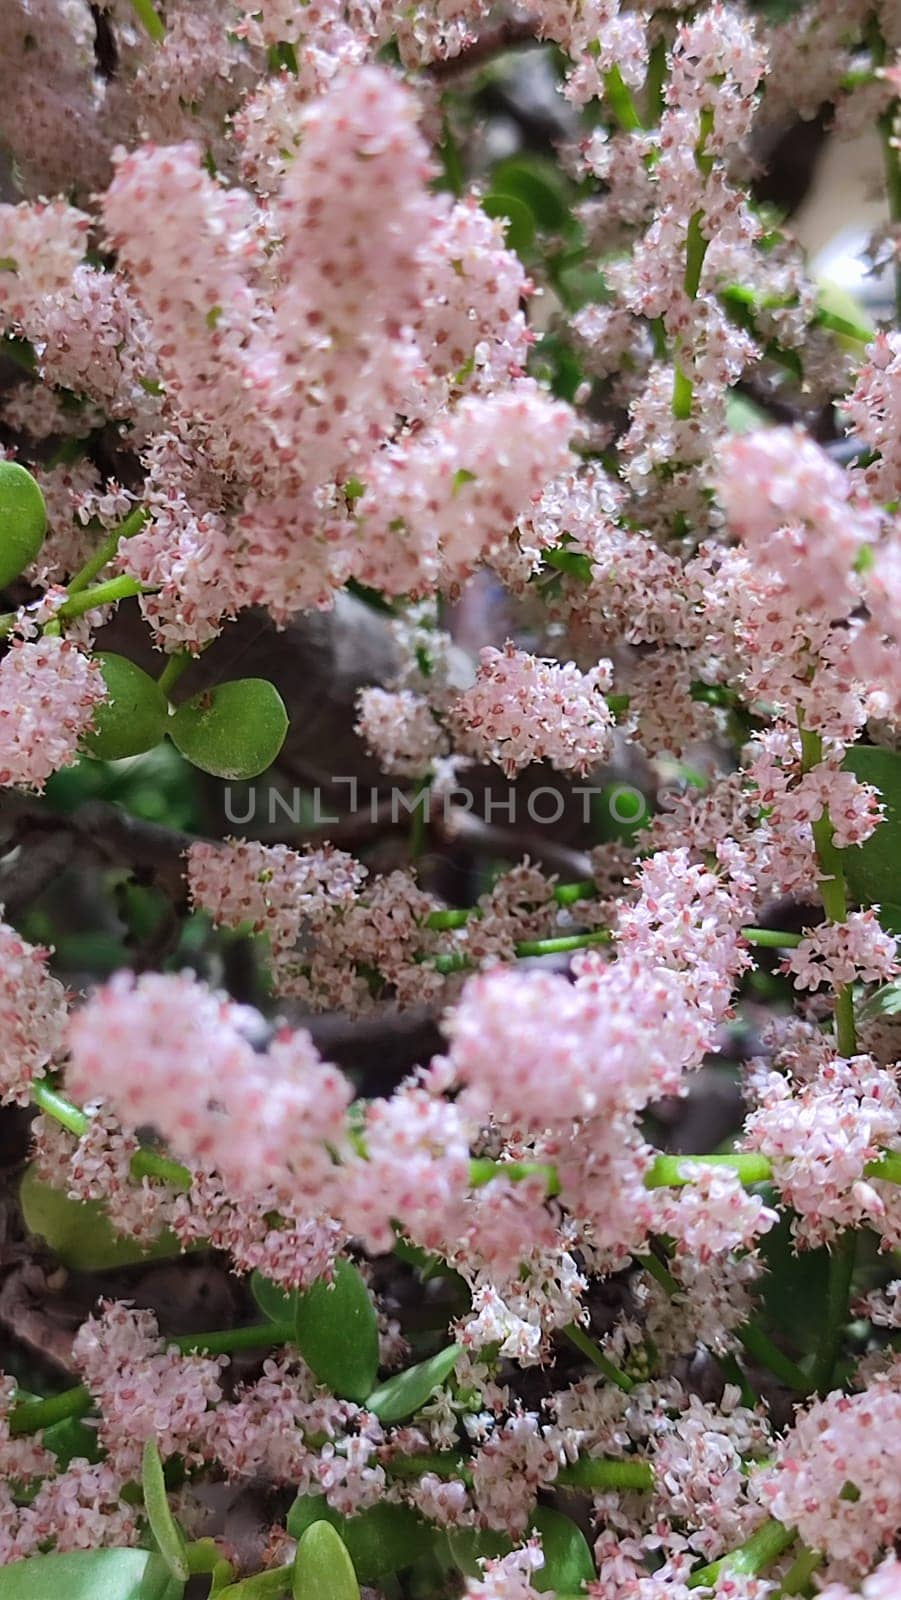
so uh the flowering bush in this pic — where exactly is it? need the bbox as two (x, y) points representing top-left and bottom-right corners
(2, 1), (901, 1597)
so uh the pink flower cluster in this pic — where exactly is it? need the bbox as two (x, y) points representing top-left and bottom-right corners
(4, 0), (901, 1591)
(755, 1361), (901, 1576)
(0, 915), (67, 1104)
(451, 643), (615, 778)
(0, 636), (106, 790)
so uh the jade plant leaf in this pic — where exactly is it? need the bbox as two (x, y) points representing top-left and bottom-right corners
(20, 1167), (182, 1272)
(168, 678), (288, 780)
(293, 1259), (379, 1403)
(292, 1521), (359, 1600)
(287, 1496), (432, 1582)
(0, 1548), (178, 1600)
(365, 1344), (461, 1424)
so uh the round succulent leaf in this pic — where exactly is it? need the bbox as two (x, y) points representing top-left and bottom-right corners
(292, 1521), (360, 1600)
(365, 1343), (461, 1424)
(20, 1167), (182, 1271)
(0, 460), (47, 588)
(0, 1548), (178, 1600)
(168, 678), (288, 780)
(842, 745), (901, 912)
(82, 653), (168, 761)
(293, 1258), (379, 1403)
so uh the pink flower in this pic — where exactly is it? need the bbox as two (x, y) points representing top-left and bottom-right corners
(66, 971), (353, 1207)
(0, 200), (90, 317)
(445, 959), (704, 1129)
(0, 636), (106, 790)
(649, 1163), (777, 1262)
(746, 1054), (901, 1247)
(355, 687), (449, 777)
(0, 915), (68, 1104)
(72, 1303), (224, 1478)
(784, 912), (899, 992)
(185, 837), (365, 966)
(717, 427), (879, 619)
(464, 1539), (545, 1599)
(754, 1361), (901, 1576)
(451, 642), (614, 778)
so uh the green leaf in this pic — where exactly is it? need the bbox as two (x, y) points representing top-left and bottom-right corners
(449, 1509), (595, 1593)
(0, 460), (47, 588)
(756, 1186), (830, 1353)
(293, 1259), (379, 1402)
(482, 193), (535, 254)
(42, 1414), (101, 1468)
(0, 1548), (178, 1600)
(19, 1167), (183, 1271)
(490, 157), (571, 232)
(83, 653), (169, 761)
(529, 1507), (595, 1591)
(142, 1438), (189, 1581)
(251, 1271), (298, 1325)
(842, 746), (901, 912)
(447, 1526), (511, 1577)
(593, 781), (649, 843)
(365, 1344), (461, 1423)
(292, 1522), (360, 1600)
(287, 1496), (433, 1582)
(168, 678), (288, 780)
(858, 978), (901, 1023)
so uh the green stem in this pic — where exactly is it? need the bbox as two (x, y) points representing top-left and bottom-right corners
(9, 1383), (91, 1436)
(563, 1324), (634, 1393)
(644, 1151), (773, 1189)
(881, 108), (901, 322)
(871, 19), (901, 322)
(742, 927), (802, 950)
(811, 1229), (856, 1394)
(644, 35), (667, 122)
(425, 877), (598, 930)
(603, 64), (644, 130)
(66, 507), (147, 595)
(157, 650), (193, 697)
(131, 1146), (192, 1189)
(31, 1083), (192, 1190)
(684, 210), (709, 298)
(736, 1325), (812, 1395)
(345, 578), (399, 617)
(798, 721), (857, 1057)
(31, 1080), (89, 1137)
(426, 907), (472, 930)
(636, 1251), (680, 1297)
(777, 1546), (822, 1597)
(171, 1322), (294, 1357)
(557, 1456), (654, 1492)
(428, 927), (612, 974)
(469, 1158), (561, 1196)
(56, 574), (146, 620)
(688, 1520), (795, 1589)
(31, 1080), (901, 1221)
(128, 0), (166, 41)
(216, 1567), (292, 1599)
(668, 203), (713, 419)
(672, 364), (694, 421)
(513, 929), (613, 958)
(409, 777), (430, 861)
(386, 1450), (469, 1481)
